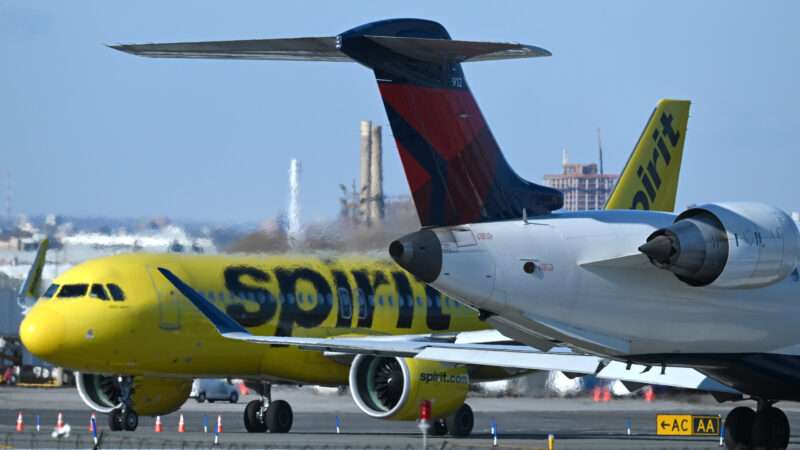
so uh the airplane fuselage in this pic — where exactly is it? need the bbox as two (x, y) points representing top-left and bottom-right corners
(22, 253), (489, 385)
(427, 209), (800, 358)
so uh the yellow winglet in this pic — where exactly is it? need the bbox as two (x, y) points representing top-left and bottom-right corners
(605, 99), (691, 212)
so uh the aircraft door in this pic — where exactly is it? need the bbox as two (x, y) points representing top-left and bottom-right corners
(146, 266), (181, 330)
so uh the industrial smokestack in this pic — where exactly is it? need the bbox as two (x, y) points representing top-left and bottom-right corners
(369, 124), (384, 224)
(287, 159), (302, 247)
(359, 120), (372, 225)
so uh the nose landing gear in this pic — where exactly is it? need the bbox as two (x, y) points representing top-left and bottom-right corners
(242, 382), (294, 434)
(108, 376), (138, 431)
(723, 401), (790, 450)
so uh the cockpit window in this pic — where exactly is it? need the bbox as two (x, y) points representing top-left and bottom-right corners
(89, 284), (109, 301)
(107, 283), (125, 301)
(57, 284), (88, 298)
(42, 284), (60, 298)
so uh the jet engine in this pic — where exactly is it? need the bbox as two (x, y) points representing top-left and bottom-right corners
(349, 355), (469, 420)
(76, 373), (191, 416)
(639, 202), (800, 288)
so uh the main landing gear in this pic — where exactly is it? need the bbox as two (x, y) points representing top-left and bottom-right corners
(724, 401), (790, 450)
(427, 404), (475, 437)
(243, 382), (293, 433)
(108, 376), (138, 431)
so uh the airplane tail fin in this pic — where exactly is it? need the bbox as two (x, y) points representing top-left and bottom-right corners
(338, 20), (562, 226)
(604, 99), (690, 212)
(111, 19), (563, 227)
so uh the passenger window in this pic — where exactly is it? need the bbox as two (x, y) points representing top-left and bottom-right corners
(42, 284), (60, 298)
(57, 284), (88, 298)
(378, 295), (384, 306)
(297, 293), (304, 304)
(89, 284), (109, 301)
(416, 296), (422, 306)
(388, 295), (393, 306)
(106, 284), (125, 301)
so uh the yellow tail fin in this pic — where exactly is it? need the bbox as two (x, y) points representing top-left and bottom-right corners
(605, 99), (690, 212)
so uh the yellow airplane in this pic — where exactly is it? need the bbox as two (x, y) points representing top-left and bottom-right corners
(18, 98), (689, 437)
(605, 99), (691, 211)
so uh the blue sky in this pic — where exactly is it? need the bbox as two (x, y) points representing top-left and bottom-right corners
(1, 1), (798, 223)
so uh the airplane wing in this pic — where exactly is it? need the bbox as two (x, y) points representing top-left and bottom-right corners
(158, 267), (737, 394)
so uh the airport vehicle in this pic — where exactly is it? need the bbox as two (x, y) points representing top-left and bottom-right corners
(17, 95), (690, 437)
(117, 19), (797, 450)
(191, 378), (239, 403)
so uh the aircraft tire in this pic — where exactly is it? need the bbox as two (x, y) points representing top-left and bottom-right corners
(724, 406), (755, 450)
(197, 392), (206, 403)
(108, 410), (123, 431)
(429, 419), (447, 436)
(229, 391), (239, 404)
(446, 403), (474, 437)
(122, 409), (138, 431)
(752, 406), (789, 450)
(265, 400), (293, 433)
(244, 400), (267, 433)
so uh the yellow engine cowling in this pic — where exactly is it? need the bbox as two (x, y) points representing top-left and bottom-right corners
(76, 373), (191, 416)
(349, 355), (468, 421)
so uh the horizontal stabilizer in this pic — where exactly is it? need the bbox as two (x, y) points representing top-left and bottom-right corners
(109, 35), (549, 63)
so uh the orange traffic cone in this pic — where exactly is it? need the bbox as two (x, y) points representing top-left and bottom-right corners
(154, 416), (163, 433)
(592, 386), (601, 402)
(216, 415), (223, 434)
(178, 414), (185, 433)
(56, 412), (64, 430)
(88, 413), (96, 432)
(644, 386), (655, 402)
(238, 382), (250, 396)
(16, 412), (24, 432)
(602, 387), (611, 402)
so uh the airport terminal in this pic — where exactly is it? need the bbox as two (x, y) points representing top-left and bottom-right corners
(2, 3), (799, 450)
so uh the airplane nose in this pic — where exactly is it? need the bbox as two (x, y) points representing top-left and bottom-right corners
(20, 307), (64, 359)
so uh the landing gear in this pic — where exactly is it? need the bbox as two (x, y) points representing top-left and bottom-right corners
(724, 402), (790, 450)
(429, 419), (447, 436)
(445, 403), (474, 437)
(265, 400), (293, 433)
(108, 376), (138, 432)
(108, 409), (123, 431)
(242, 382), (294, 433)
(425, 404), (475, 437)
(244, 400), (267, 433)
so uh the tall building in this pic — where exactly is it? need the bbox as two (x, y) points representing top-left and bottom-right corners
(544, 150), (619, 211)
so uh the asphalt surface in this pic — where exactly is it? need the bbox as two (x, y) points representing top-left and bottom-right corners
(2, 386), (800, 449)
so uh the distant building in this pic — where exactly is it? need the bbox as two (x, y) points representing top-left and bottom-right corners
(544, 150), (619, 211)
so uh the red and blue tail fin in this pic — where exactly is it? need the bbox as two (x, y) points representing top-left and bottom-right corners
(338, 19), (562, 226)
(110, 18), (562, 227)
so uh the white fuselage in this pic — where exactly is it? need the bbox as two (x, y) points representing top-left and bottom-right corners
(429, 209), (800, 357)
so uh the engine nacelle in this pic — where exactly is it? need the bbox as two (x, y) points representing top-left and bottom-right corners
(640, 202), (800, 288)
(76, 373), (191, 416)
(349, 355), (468, 421)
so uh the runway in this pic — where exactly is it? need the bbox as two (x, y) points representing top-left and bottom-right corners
(2, 386), (799, 449)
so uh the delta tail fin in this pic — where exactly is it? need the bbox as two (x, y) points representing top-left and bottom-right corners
(604, 99), (690, 211)
(111, 19), (563, 227)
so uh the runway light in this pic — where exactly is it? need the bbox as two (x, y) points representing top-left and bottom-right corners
(335, 415), (341, 434)
(490, 418), (498, 447)
(419, 400), (431, 422)
(547, 433), (555, 450)
(625, 417), (631, 436)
